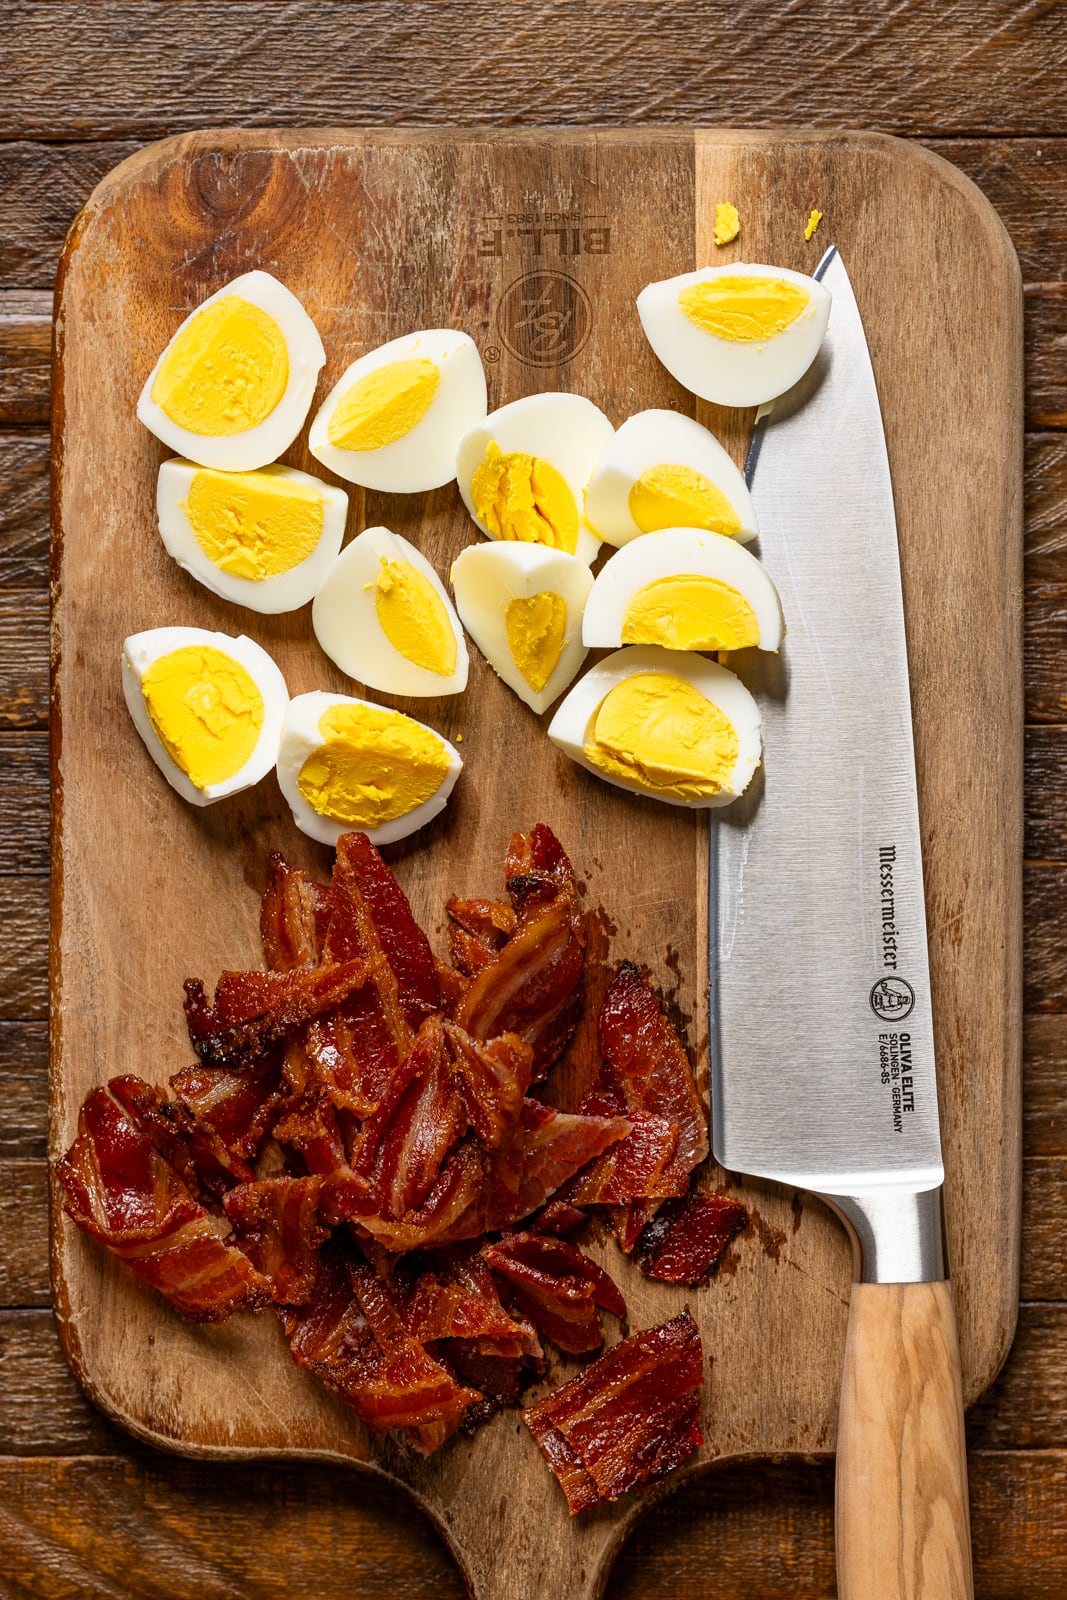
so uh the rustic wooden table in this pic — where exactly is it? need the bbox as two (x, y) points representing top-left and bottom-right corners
(1, 4), (1064, 1596)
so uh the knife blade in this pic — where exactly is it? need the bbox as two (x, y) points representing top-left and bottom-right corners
(709, 248), (974, 1600)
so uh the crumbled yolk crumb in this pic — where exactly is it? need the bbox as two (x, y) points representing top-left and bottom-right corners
(714, 203), (741, 246)
(805, 209), (823, 241)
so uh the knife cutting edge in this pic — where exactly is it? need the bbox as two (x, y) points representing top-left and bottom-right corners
(709, 246), (975, 1599)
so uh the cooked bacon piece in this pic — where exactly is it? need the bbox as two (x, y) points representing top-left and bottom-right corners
(523, 1310), (704, 1513)
(169, 1057), (286, 1163)
(183, 960), (371, 1069)
(510, 1100), (631, 1224)
(333, 832), (439, 1026)
(347, 1015), (467, 1218)
(58, 1086), (269, 1322)
(260, 853), (331, 972)
(273, 1090), (350, 1177)
(284, 1250), (480, 1453)
(444, 1023), (534, 1146)
(484, 1233), (626, 1354)
(561, 962), (708, 1246)
(637, 1193), (748, 1285)
(448, 824), (586, 1076)
(340, 1136), (489, 1253)
(223, 1176), (328, 1304)
(445, 896), (516, 976)
(528, 1199), (588, 1238)
(109, 1074), (253, 1198)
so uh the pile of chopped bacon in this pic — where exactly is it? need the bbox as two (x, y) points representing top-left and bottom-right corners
(58, 824), (745, 1506)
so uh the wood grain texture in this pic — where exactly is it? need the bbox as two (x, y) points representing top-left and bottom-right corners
(836, 1280), (973, 1600)
(5, 135), (1067, 295)
(0, 1023), (48, 1160)
(0, 1453), (1061, 1600)
(46, 126), (1023, 1600)
(0, 879), (48, 1017)
(1023, 1015), (1067, 1155)
(5, 1), (1067, 140)
(0, 292), (50, 426)
(1025, 433), (1067, 581)
(0, 435), (49, 586)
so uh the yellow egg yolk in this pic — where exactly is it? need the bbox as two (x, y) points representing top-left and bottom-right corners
(584, 672), (739, 799)
(471, 443), (579, 553)
(373, 559), (457, 676)
(714, 202), (741, 246)
(141, 646), (264, 789)
(298, 702), (451, 826)
(506, 592), (567, 692)
(805, 209), (824, 241)
(628, 464), (743, 537)
(622, 573), (760, 651)
(678, 276), (810, 343)
(151, 296), (289, 436)
(327, 359), (440, 451)
(184, 468), (324, 581)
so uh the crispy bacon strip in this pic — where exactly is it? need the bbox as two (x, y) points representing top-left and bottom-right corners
(522, 1310), (704, 1513)
(58, 1086), (269, 1322)
(448, 825), (586, 1076)
(260, 854), (331, 972)
(223, 1176), (329, 1305)
(333, 832), (440, 1026)
(445, 896), (516, 977)
(484, 1233), (625, 1355)
(169, 1057), (286, 1163)
(109, 1074), (253, 1198)
(637, 1193), (748, 1285)
(444, 1023), (534, 1146)
(562, 962), (708, 1247)
(284, 1250), (479, 1453)
(183, 960), (371, 1069)
(347, 1015), (467, 1218)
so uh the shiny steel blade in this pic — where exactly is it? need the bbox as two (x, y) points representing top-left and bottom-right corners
(709, 250), (943, 1197)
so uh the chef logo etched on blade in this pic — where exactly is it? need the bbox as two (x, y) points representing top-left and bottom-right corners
(870, 977), (915, 1023)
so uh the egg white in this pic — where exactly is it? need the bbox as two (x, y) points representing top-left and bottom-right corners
(455, 392), (614, 566)
(450, 541), (593, 715)
(312, 526), (468, 697)
(136, 271), (326, 471)
(276, 690), (462, 846)
(637, 263), (831, 407)
(584, 409), (758, 547)
(156, 459), (349, 615)
(582, 527), (784, 652)
(547, 644), (762, 808)
(309, 329), (487, 492)
(122, 626), (289, 806)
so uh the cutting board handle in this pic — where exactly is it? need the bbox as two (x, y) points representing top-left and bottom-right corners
(836, 1279), (974, 1600)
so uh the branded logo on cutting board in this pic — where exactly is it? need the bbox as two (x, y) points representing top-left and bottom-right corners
(870, 976), (915, 1022)
(497, 270), (593, 367)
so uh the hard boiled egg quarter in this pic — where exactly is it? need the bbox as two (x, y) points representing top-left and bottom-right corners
(451, 542), (593, 715)
(456, 393), (614, 566)
(548, 645), (761, 808)
(309, 330), (487, 492)
(584, 410), (758, 548)
(583, 527), (784, 653)
(157, 460), (348, 614)
(137, 272), (326, 471)
(313, 526), (468, 697)
(637, 263), (830, 407)
(277, 691), (462, 846)
(122, 627), (288, 807)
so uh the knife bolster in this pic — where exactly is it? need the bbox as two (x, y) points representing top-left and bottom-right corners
(829, 1186), (946, 1284)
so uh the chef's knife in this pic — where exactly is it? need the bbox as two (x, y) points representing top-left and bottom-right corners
(710, 248), (974, 1600)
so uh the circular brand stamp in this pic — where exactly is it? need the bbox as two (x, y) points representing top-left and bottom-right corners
(496, 270), (592, 367)
(869, 976), (915, 1022)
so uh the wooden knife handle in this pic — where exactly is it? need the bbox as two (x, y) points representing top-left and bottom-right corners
(836, 1279), (974, 1600)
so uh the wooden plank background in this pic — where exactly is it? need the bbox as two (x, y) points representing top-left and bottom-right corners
(0, 3), (1064, 1595)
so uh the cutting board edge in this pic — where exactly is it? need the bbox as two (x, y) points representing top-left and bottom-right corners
(46, 127), (1025, 1542)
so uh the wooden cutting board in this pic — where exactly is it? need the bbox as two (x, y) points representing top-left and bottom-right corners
(50, 129), (1023, 1600)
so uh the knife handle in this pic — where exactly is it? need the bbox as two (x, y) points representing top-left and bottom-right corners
(836, 1279), (974, 1600)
